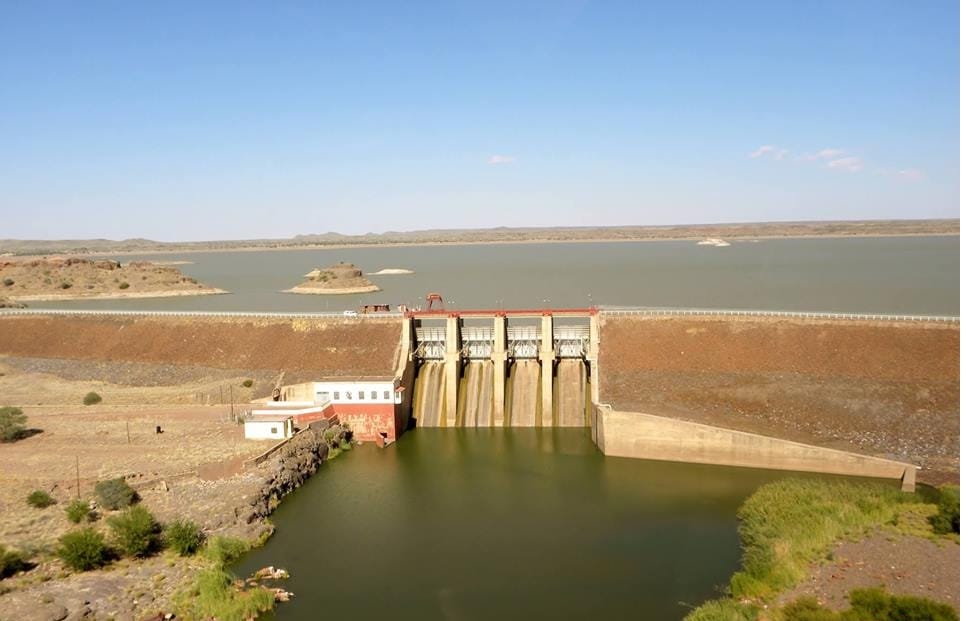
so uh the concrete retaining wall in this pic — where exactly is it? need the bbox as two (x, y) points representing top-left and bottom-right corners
(590, 406), (917, 491)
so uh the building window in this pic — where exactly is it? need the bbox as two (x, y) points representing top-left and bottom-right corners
(333, 392), (339, 401)
(271, 427), (278, 435)
(371, 391), (378, 400)
(358, 391), (365, 400)
(346, 391), (353, 400)
(384, 391), (391, 400)
(320, 391), (330, 400)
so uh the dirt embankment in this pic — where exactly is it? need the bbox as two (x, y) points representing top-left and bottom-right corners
(599, 316), (959, 482)
(0, 314), (400, 377)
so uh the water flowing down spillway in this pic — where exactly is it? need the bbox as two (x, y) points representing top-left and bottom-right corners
(553, 359), (587, 427)
(457, 361), (493, 427)
(505, 360), (541, 426)
(413, 361), (446, 426)
(412, 359), (585, 427)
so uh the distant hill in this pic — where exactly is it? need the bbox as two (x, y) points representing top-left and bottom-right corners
(0, 219), (958, 256)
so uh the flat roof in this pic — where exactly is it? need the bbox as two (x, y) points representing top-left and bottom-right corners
(245, 415), (293, 423)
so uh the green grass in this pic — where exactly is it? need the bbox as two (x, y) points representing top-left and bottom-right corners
(685, 478), (951, 621)
(175, 535), (275, 620)
(782, 588), (958, 621)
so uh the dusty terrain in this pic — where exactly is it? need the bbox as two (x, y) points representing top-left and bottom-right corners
(0, 219), (957, 256)
(0, 257), (224, 301)
(284, 262), (380, 295)
(599, 315), (959, 483)
(782, 531), (959, 611)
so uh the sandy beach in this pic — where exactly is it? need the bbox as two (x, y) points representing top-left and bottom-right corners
(8, 287), (228, 302)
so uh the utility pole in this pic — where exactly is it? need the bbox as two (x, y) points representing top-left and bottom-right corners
(126, 421), (131, 444)
(229, 384), (234, 420)
(75, 456), (80, 499)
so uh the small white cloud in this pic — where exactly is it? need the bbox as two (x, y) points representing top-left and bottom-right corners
(749, 145), (785, 159)
(826, 156), (864, 172)
(803, 148), (844, 161)
(894, 168), (925, 182)
(487, 155), (515, 165)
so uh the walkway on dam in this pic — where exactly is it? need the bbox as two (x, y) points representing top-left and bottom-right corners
(0, 307), (958, 322)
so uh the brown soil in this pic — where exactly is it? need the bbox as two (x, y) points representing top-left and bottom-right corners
(0, 314), (401, 377)
(0, 257), (223, 300)
(286, 262), (380, 294)
(781, 531), (960, 611)
(599, 316), (959, 483)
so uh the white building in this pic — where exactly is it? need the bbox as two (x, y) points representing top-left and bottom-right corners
(243, 414), (294, 440)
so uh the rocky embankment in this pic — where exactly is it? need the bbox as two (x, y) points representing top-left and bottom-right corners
(599, 315), (960, 483)
(0, 257), (224, 301)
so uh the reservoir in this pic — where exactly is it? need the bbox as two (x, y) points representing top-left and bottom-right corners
(234, 429), (866, 620)
(32, 235), (959, 315)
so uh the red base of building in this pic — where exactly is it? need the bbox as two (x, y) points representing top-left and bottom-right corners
(329, 403), (399, 442)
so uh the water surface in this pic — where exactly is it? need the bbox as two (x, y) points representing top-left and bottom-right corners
(235, 429), (864, 620)
(32, 236), (959, 315)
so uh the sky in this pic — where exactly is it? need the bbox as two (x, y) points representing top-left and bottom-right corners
(0, 1), (960, 241)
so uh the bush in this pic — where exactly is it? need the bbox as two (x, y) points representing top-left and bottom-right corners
(118, 282), (130, 290)
(165, 519), (204, 556)
(0, 544), (28, 579)
(686, 598), (758, 621)
(108, 505), (160, 557)
(65, 498), (94, 524)
(57, 528), (108, 571)
(930, 485), (959, 535)
(82, 392), (102, 406)
(203, 536), (250, 566)
(2, 278), (13, 287)
(782, 589), (958, 621)
(60, 282), (72, 289)
(176, 566), (275, 621)
(242, 379), (253, 388)
(0, 406), (27, 441)
(26, 490), (56, 508)
(95, 477), (136, 510)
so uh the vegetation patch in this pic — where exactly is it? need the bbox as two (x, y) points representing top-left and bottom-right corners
(57, 528), (109, 571)
(930, 485), (959, 535)
(95, 477), (137, 510)
(164, 518), (204, 556)
(242, 378), (253, 388)
(82, 391), (102, 405)
(782, 588), (958, 621)
(0, 406), (27, 441)
(65, 498), (94, 524)
(107, 505), (160, 558)
(26, 489), (56, 508)
(685, 479), (952, 620)
(175, 536), (275, 620)
(0, 544), (29, 579)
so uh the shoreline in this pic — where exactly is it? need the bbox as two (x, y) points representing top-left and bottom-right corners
(8, 287), (228, 302)
(282, 284), (381, 295)
(6, 231), (959, 260)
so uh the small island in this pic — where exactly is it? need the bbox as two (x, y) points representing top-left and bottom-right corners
(284, 262), (381, 295)
(0, 257), (226, 301)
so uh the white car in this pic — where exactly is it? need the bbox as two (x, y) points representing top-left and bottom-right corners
(343, 310), (358, 317)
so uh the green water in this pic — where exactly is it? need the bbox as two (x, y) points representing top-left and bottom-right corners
(35, 236), (959, 315)
(233, 429), (855, 620)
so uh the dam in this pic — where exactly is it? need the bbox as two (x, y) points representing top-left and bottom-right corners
(407, 307), (598, 429)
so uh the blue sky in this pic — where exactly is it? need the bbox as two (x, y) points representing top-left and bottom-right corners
(0, 1), (959, 240)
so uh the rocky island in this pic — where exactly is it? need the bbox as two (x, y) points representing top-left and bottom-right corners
(284, 262), (381, 295)
(0, 257), (225, 301)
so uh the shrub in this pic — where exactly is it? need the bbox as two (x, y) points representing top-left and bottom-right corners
(175, 566), (275, 621)
(95, 477), (136, 510)
(686, 598), (758, 621)
(930, 485), (959, 535)
(26, 490), (55, 509)
(57, 528), (108, 571)
(242, 379), (253, 388)
(2, 278), (13, 287)
(65, 498), (94, 524)
(118, 282), (130, 290)
(0, 544), (28, 579)
(60, 282), (72, 289)
(82, 392), (102, 406)
(0, 406), (27, 441)
(781, 597), (840, 621)
(108, 505), (160, 557)
(165, 519), (204, 556)
(782, 589), (958, 621)
(203, 536), (250, 566)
